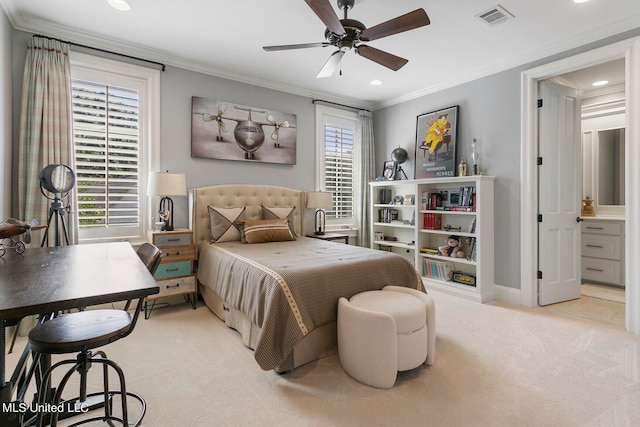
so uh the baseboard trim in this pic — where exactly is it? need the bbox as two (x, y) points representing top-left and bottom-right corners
(494, 284), (521, 305)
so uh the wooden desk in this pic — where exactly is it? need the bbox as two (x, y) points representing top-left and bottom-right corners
(0, 242), (159, 419)
(305, 232), (350, 244)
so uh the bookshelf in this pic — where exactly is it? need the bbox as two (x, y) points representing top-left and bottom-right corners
(370, 176), (495, 303)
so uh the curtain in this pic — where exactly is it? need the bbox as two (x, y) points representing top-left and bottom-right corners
(17, 36), (77, 246)
(356, 110), (375, 247)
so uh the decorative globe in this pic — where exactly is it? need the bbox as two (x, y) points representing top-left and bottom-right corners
(391, 147), (409, 164)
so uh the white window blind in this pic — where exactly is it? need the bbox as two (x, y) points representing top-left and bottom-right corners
(323, 123), (354, 220)
(70, 51), (160, 244)
(72, 80), (141, 229)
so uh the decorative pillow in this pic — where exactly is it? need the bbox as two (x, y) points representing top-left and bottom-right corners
(262, 206), (297, 236)
(207, 206), (246, 243)
(237, 218), (296, 244)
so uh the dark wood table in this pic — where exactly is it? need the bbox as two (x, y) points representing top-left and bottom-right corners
(305, 232), (350, 244)
(0, 242), (159, 424)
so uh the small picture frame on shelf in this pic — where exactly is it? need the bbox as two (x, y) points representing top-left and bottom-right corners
(382, 160), (396, 180)
(403, 194), (415, 205)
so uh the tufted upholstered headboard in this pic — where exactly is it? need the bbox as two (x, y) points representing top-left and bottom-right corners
(189, 184), (305, 247)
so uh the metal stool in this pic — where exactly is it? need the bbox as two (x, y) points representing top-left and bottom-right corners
(27, 243), (161, 426)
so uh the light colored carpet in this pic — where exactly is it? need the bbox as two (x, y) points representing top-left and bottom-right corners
(582, 283), (626, 303)
(6, 290), (640, 427)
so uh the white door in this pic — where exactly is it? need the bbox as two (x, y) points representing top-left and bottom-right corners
(538, 80), (582, 305)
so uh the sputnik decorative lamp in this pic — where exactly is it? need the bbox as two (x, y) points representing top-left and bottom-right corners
(147, 171), (187, 231)
(306, 191), (333, 235)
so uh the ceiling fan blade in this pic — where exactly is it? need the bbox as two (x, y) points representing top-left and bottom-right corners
(356, 45), (408, 71)
(360, 9), (430, 42)
(316, 50), (345, 78)
(305, 0), (345, 36)
(219, 121), (229, 132)
(263, 42), (329, 51)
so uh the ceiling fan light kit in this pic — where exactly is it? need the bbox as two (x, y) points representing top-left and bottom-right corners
(263, 0), (430, 78)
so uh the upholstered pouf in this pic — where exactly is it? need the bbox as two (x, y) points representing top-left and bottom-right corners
(337, 286), (435, 388)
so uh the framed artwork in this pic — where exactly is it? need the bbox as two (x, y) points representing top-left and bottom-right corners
(382, 160), (396, 180)
(191, 96), (297, 165)
(414, 105), (459, 178)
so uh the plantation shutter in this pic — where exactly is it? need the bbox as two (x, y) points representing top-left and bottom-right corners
(72, 79), (140, 228)
(323, 123), (354, 220)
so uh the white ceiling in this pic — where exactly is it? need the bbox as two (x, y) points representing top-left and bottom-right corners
(2, 0), (640, 109)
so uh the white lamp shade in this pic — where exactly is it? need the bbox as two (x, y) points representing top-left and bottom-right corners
(306, 191), (332, 209)
(147, 172), (187, 196)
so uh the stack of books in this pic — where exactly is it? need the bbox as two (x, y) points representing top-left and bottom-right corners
(423, 213), (442, 230)
(422, 259), (454, 281)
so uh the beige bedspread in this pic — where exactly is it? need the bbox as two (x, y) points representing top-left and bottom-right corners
(197, 237), (423, 370)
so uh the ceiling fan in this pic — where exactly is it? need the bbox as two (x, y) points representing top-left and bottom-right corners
(263, 0), (430, 78)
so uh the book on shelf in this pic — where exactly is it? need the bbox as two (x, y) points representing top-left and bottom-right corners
(378, 208), (399, 223)
(458, 186), (476, 210)
(465, 237), (477, 262)
(422, 259), (454, 281)
(420, 247), (440, 255)
(422, 213), (442, 230)
(468, 217), (477, 233)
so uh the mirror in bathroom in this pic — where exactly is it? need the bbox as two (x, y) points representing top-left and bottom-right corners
(596, 128), (625, 206)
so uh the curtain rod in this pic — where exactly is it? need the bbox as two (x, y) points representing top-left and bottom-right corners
(312, 99), (370, 112)
(33, 34), (166, 72)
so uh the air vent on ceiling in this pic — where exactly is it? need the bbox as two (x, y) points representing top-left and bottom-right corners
(476, 5), (514, 26)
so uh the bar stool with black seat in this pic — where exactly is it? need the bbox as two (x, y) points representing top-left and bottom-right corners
(28, 243), (162, 427)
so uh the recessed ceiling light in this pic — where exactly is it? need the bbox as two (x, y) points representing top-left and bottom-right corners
(108, 0), (131, 11)
(573, 0), (590, 3)
(592, 80), (609, 87)
(370, 80), (383, 86)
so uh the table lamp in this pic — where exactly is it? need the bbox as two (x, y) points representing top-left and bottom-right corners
(306, 191), (332, 235)
(147, 172), (187, 231)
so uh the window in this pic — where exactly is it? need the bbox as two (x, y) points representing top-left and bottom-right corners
(70, 53), (160, 243)
(315, 105), (358, 228)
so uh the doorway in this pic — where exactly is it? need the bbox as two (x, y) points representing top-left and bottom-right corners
(520, 36), (640, 335)
(543, 63), (626, 325)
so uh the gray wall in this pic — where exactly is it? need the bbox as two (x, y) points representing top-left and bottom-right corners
(0, 10), (11, 219)
(9, 30), (317, 230)
(4, 19), (640, 292)
(374, 28), (640, 290)
(374, 69), (521, 289)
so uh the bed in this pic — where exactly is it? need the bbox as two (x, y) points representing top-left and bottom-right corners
(190, 184), (424, 372)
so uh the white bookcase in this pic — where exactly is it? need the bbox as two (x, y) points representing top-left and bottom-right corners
(370, 176), (495, 303)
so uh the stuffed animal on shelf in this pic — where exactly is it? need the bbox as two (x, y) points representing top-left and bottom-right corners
(439, 235), (465, 258)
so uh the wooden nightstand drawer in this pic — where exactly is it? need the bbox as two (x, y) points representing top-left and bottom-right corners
(145, 229), (198, 318)
(160, 244), (196, 262)
(149, 230), (193, 247)
(148, 275), (196, 299)
(154, 260), (192, 279)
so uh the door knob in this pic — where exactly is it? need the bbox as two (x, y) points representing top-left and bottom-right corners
(576, 217), (584, 222)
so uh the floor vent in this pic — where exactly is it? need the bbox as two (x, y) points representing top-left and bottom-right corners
(475, 5), (514, 26)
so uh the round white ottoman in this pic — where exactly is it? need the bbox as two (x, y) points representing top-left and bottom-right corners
(337, 286), (436, 388)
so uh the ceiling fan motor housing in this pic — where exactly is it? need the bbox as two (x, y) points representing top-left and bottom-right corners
(324, 19), (365, 49)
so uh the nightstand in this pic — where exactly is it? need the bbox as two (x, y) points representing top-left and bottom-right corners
(305, 232), (349, 244)
(145, 229), (197, 318)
